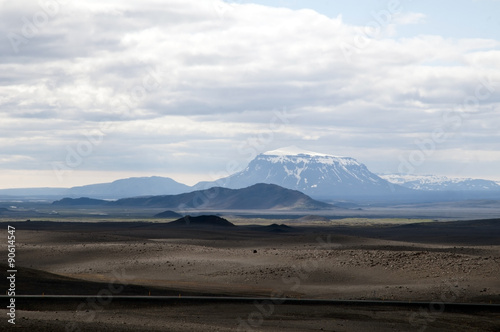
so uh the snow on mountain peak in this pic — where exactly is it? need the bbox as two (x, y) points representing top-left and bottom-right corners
(260, 146), (360, 168)
(262, 146), (343, 158)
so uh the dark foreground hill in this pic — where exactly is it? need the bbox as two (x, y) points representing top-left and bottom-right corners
(52, 183), (333, 210)
(167, 215), (235, 228)
(154, 210), (183, 218)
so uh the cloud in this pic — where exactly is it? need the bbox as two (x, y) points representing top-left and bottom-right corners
(393, 12), (427, 25)
(0, 0), (499, 187)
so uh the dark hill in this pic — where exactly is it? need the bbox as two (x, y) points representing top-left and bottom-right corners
(51, 184), (333, 210)
(262, 223), (294, 233)
(112, 183), (332, 210)
(154, 210), (182, 218)
(167, 215), (235, 228)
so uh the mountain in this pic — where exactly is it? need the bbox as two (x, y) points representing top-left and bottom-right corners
(380, 174), (500, 191)
(65, 176), (191, 198)
(154, 210), (183, 218)
(194, 146), (410, 200)
(53, 183), (333, 210)
(113, 183), (332, 210)
(166, 215), (235, 228)
(0, 176), (191, 199)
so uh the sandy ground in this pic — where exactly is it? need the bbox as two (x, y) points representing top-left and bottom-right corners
(2, 302), (499, 332)
(0, 219), (499, 331)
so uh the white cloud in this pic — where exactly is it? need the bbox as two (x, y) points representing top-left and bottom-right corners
(0, 0), (499, 187)
(393, 12), (427, 25)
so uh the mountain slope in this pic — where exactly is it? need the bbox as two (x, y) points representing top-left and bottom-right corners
(380, 174), (500, 191)
(53, 183), (333, 210)
(65, 176), (191, 198)
(113, 183), (332, 210)
(195, 146), (409, 199)
(154, 210), (183, 218)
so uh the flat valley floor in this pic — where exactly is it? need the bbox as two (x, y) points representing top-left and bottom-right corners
(1, 218), (499, 331)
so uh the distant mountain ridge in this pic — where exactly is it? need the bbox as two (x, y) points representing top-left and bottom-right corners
(52, 183), (333, 210)
(2, 148), (500, 203)
(380, 174), (500, 191)
(0, 176), (191, 199)
(65, 176), (191, 198)
(0, 187), (68, 197)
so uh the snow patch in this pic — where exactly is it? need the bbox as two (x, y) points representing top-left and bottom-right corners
(263, 146), (342, 158)
(261, 147), (360, 168)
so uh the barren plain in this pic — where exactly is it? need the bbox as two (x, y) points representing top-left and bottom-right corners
(1, 217), (499, 331)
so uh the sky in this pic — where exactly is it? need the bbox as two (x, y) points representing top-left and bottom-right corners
(0, 0), (499, 188)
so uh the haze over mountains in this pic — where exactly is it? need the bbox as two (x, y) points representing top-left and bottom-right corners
(2, 147), (500, 203)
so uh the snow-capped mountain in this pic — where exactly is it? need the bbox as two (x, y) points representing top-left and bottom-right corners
(195, 146), (409, 199)
(380, 174), (500, 191)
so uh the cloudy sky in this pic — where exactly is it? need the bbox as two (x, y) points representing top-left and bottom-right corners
(0, 0), (499, 188)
